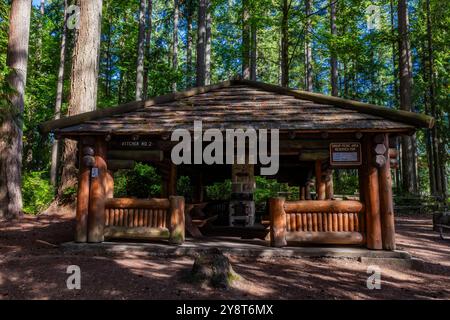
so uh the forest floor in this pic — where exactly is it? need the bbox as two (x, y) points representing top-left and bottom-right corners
(0, 207), (449, 300)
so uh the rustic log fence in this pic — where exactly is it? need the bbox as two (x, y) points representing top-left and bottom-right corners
(269, 199), (366, 247)
(103, 196), (185, 244)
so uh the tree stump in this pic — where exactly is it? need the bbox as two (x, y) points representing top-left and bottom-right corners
(190, 248), (240, 289)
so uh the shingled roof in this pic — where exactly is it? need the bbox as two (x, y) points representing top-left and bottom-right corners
(40, 79), (434, 136)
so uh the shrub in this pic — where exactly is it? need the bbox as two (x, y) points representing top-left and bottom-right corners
(22, 171), (54, 214)
(114, 163), (161, 198)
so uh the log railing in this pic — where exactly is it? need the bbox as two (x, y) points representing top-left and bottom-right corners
(103, 196), (185, 244)
(269, 198), (365, 247)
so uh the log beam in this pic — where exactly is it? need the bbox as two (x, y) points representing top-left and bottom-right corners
(284, 200), (364, 214)
(107, 150), (163, 162)
(285, 231), (364, 245)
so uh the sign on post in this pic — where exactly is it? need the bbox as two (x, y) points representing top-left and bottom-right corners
(330, 142), (362, 166)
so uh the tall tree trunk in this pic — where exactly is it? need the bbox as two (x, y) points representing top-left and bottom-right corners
(135, 0), (147, 100)
(185, 0), (193, 87)
(421, 43), (436, 195)
(280, 0), (289, 87)
(205, 1), (211, 85)
(304, 0), (313, 91)
(389, 0), (399, 107)
(426, 0), (444, 199)
(0, 0), (32, 219)
(329, 0), (338, 96)
(58, 0), (103, 197)
(172, 0), (179, 91)
(143, 0), (153, 99)
(196, 0), (206, 86)
(105, 11), (112, 98)
(397, 0), (417, 195)
(250, 20), (257, 81)
(242, 0), (250, 79)
(50, 0), (68, 187)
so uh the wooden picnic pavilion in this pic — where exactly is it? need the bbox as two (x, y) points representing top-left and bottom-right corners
(40, 79), (434, 250)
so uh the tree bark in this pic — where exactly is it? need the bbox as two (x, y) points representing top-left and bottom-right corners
(59, 0), (103, 197)
(425, 0), (445, 199)
(143, 0), (153, 99)
(185, 0), (193, 87)
(172, 0), (179, 91)
(305, 0), (313, 91)
(196, 0), (206, 86)
(280, 0), (289, 87)
(135, 0), (147, 100)
(250, 20), (257, 81)
(397, 0), (417, 194)
(329, 0), (338, 96)
(205, 1), (211, 85)
(242, 0), (250, 79)
(0, 0), (32, 219)
(50, 0), (68, 187)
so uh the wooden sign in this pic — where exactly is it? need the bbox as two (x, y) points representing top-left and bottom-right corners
(330, 142), (362, 166)
(109, 136), (155, 150)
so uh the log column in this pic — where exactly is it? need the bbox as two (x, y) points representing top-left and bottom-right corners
(169, 196), (185, 244)
(269, 197), (287, 247)
(362, 135), (383, 250)
(75, 141), (93, 243)
(378, 133), (396, 250)
(315, 160), (326, 200)
(168, 163), (177, 196)
(325, 168), (334, 200)
(87, 137), (108, 243)
(194, 172), (204, 202)
(105, 170), (114, 198)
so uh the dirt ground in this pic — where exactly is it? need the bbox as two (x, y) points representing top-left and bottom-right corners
(0, 208), (449, 300)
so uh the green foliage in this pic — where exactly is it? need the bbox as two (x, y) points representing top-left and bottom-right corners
(114, 163), (161, 198)
(254, 176), (298, 204)
(22, 171), (54, 214)
(333, 170), (359, 195)
(0, 0), (446, 201)
(206, 179), (232, 201)
(177, 176), (193, 202)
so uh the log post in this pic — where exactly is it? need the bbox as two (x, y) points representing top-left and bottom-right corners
(315, 160), (326, 200)
(305, 178), (313, 200)
(168, 163), (177, 196)
(105, 170), (114, 198)
(378, 133), (396, 250)
(194, 173), (204, 202)
(87, 137), (107, 243)
(299, 186), (306, 200)
(169, 196), (185, 244)
(75, 142), (91, 242)
(363, 135), (383, 250)
(325, 169), (334, 200)
(269, 197), (287, 247)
